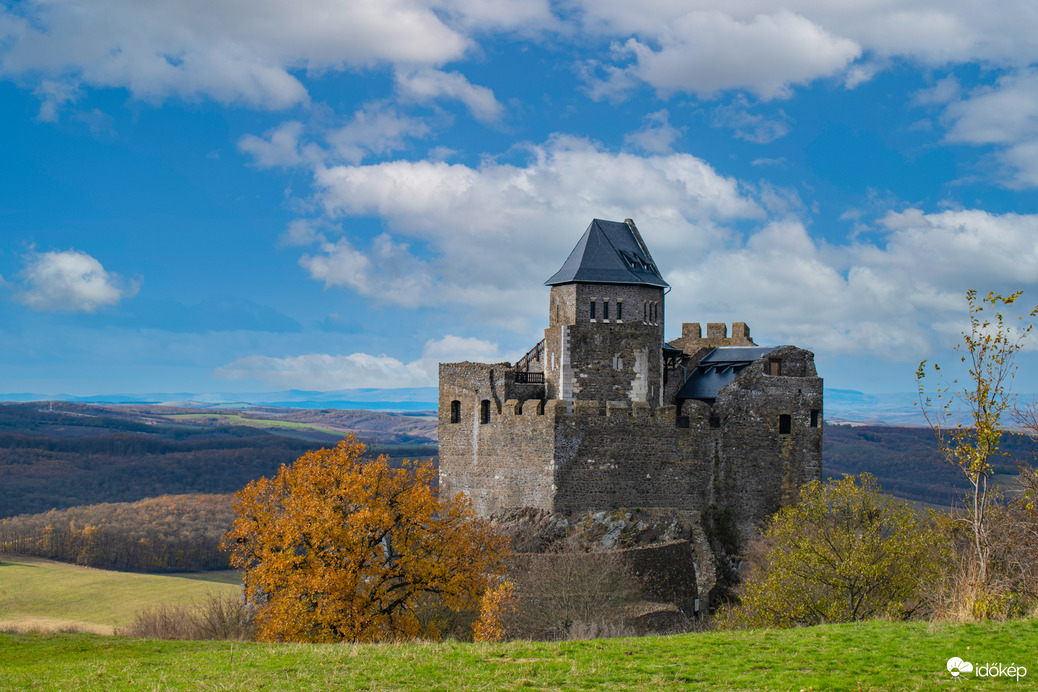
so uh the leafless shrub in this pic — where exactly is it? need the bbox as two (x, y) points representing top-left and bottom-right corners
(565, 619), (635, 640)
(121, 592), (255, 640)
(504, 538), (641, 640)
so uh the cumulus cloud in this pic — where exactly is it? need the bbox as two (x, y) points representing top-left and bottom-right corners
(575, 2), (1038, 101)
(300, 234), (438, 308)
(325, 103), (432, 163)
(14, 249), (139, 312)
(623, 110), (681, 153)
(395, 67), (504, 123)
(239, 105), (431, 169)
(301, 135), (760, 327)
(667, 208), (1038, 357)
(585, 10), (860, 100)
(213, 335), (511, 389)
(32, 79), (78, 122)
(238, 122), (316, 169)
(711, 98), (791, 143)
(0, 0), (470, 110)
(940, 68), (1038, 186)
(637, 11), (858, 99)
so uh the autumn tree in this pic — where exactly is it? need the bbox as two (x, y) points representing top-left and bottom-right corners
(223, 436), (509, 642)
(720, 474), (947, 629)
(916, 290), (1036, 600)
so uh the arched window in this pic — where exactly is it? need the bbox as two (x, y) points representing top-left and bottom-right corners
(450, 400), (461, 424)
(480, 399), (491, 424)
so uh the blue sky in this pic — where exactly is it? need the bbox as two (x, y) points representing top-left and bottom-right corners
(2, 0), (1038, 397)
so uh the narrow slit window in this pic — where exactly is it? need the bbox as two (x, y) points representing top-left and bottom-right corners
(810, 410), (820, 428)
(589, 300), (596, 320)
(450, 400), (461, 424)
(480, 399), (491, 425)
(603, 301), (609, 320)
(643, 302), (647, 322)
(779, 414), (791, 435)
(617, 302), (623, 320)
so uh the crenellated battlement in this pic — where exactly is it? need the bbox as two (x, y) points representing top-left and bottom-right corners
(670, 321), (755, 353)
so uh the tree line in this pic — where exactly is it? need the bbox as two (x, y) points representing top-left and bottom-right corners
(0, 494), (235, 572)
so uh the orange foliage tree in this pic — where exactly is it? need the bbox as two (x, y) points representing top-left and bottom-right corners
(223, 436), (509, 642)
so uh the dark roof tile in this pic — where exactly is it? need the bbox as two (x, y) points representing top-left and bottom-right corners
(545, 218), (669, 287)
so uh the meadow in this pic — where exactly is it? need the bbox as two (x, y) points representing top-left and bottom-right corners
(0, 555), (240, 634)
(1, 619), (1035, 690)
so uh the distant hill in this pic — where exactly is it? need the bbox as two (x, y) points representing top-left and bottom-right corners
(823, 423), (1038, 507)
(0, 402), (437, 518)
(5, 400), (1037, 520)
(2, 387), (977, 425)
(0, 388), (439, 411)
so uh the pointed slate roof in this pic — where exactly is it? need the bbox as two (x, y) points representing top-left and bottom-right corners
(545, 218), (669, 288)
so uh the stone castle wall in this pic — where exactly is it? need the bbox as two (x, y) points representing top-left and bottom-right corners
(439, 346), (823, 542)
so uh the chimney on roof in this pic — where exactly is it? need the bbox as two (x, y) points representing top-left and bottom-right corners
(624, 218), (658, 272)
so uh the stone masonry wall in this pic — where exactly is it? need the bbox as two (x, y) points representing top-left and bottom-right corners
(711, 346), (823, 541)
(440, 347), (822, 541)
(439, 362), (556, 515)
(544, 283), (664, 405)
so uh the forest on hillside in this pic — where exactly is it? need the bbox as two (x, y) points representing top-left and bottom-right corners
(0, 402), (437, 518)
(0, 494), (235, 572)
(823, 424), (1038, 507)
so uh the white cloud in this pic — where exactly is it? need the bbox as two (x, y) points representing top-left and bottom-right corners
(623, 109), (681, 154)
(941, 68), (1038, 187)
(300, 234), (438, 308)
(0, 0), (470, 110)
(711, 99), (791, 143)
(326, 103), (432, 163)
(213, 335), (511, 389)
(32, 79), (78, 122)
(575, 2), (1038, 100)
(14, 249), (139, 312)
(303, 135), (760, 326)
(667, 208), (1038, 357)
(238, 121), (315, 169)
(239, 105), (431, 169)
(395, 67), (504, 123)
(590, 10), (861, 100)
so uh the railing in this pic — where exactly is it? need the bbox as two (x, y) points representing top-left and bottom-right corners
(514, 371), (545, 384)
(514, 339), (545, 373)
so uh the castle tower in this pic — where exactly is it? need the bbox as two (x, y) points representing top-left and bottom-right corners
(542, 218), (668, 406)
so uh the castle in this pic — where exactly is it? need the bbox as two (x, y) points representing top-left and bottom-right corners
(438, 218), (822, 554)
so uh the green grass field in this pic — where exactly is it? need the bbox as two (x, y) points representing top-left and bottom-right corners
(0, 555), (241, 634)
(161, 413), (344, 438)
(0, 619), (1035, 690)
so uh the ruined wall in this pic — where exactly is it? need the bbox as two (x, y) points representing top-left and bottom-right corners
(711, 346), (824, 541)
